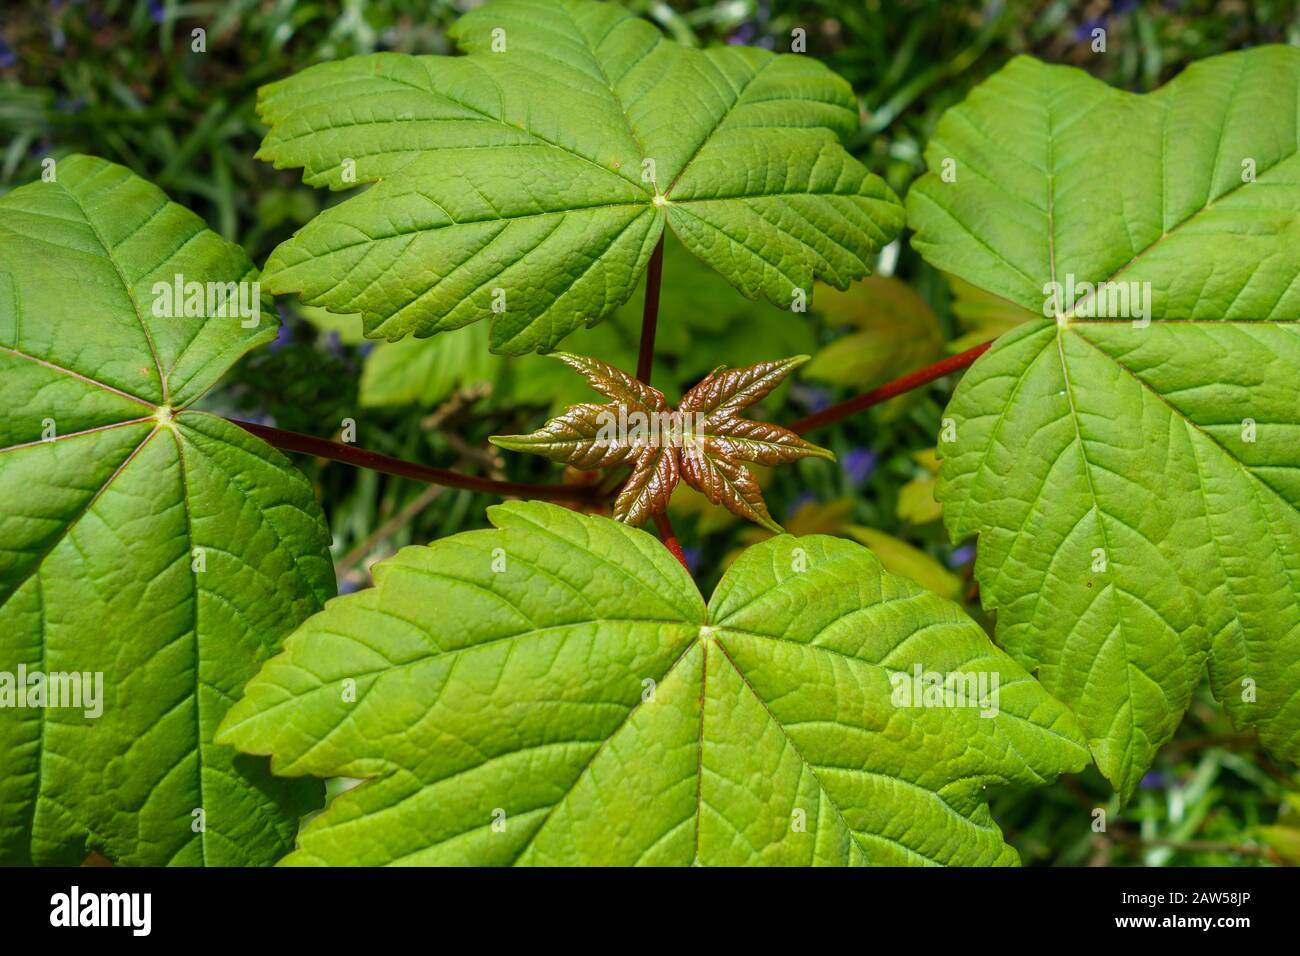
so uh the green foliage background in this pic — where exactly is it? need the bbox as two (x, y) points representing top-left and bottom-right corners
(4, 0), (1299, 866)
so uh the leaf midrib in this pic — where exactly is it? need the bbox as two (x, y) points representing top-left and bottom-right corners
(1053, 323), (1143, 783)
(298, 60), (649, 191)
(554, 0), (653, 175)
(519, 616), (1012, 865)
(1057, 144), (1299, 321)
(976, 316), (1300, 785)
(0, 345), (156, 412)
(168, 425), (207, 865)
(710, 636), (892, 864)
(663, 56), (777, 198)
(505, 627), (896, 866)
(510, 632), (701, 866)
(1, 425), (158, 605)
(1064, 324), (1300, 513)
(51, 173), (169, 404)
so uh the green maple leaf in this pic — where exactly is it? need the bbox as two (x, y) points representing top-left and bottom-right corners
(255, 0), (904, 355)
(0, 155), (332, 864)
(907, 48), (1300, 798)
(362, 323), (503, 408)
(343, 232), (815, 412)
(219, 501), (1087, 866)
(490, 353), (832, 531)
(298, 305), (506, 409)
(945, 275), (1037, 353)
(803, 277), (945, 389)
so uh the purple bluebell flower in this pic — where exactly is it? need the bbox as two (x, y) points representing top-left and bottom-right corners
(841, 447), (876, 485)
(790, 383), (831, 413)
(324, 330), (345, 358)
(271, 306), (292, 349)
(786, 491), (816, 519)
(681, 547), (701, 573)
(0, 43), (15, 70)
(1074, 17), (1107, 43)
(1139, 770), (1166, 790)
(947, 544), (976, 569)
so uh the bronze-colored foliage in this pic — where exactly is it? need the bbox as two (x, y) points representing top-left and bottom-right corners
(492, 354), (833, 531)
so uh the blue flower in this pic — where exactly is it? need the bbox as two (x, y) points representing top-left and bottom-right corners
(841, 447), (876, 485)
(271, 307), (292, 349)
(786, 491), (816, 518)
(1139, 770), (1166, 790)
(324, 330), (345, 358)
(790, 383), (831, 413)
(680, 547), (701, 573)
(946, 544), (975, 569)
(1073, 17), (1108, 43)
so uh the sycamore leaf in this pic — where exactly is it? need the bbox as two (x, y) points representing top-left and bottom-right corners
(219, 501), (1088, 866)
(723, 497), (856, 568)
(724, 500), (959, 599)
(896, 448), (944, 525)
(804, 276), (945, 388)
(897, 478), (943, 525)
(299, 305), (504, 408)
(491, 354), (831, 531)
(319, 233), (813, 415)
(945, 275), (1036, 353)
(299, 303), (366, 345)
(846, 527), (962, 602)
(255, 0), (903, 354)
(501, 233), (817, 412)
(1255, 825), (1300, 866)
(907, 48), (1300, 799)
(0, 155), (331, 865)
(360, 323), (503, 408)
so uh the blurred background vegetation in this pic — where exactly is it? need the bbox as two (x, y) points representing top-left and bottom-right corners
(3, 0), (1299, 867)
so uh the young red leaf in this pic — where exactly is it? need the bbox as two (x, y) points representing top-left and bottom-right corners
(491, 354), (833, 531)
